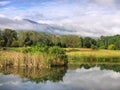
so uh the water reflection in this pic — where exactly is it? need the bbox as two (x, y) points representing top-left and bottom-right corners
(0, 64), (120, 90)
(80, 64), (120, 72)
(0, 67), (67, 83)
(63, 67), (120, 90)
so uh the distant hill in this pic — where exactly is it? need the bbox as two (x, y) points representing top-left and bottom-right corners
(0, 17), (72, 35)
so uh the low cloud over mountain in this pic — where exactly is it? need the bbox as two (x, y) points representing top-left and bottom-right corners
(1, 16), (120, 37)
(1, 0), (120, 37)
(0, 17), (76, 35)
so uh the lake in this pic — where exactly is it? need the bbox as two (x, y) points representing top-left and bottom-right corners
(0, 64), (120, 90)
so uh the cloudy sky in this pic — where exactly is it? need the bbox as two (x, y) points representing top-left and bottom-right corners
(0, 0), (120, 36)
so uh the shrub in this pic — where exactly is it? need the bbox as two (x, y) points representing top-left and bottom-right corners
(108, 44), (115, 50)
(99, 45), (105, 49)
(48, 46), (68, 66)
(91, 44), (98, 50)
(21, 47), (32, 53)
(21, 45), (68, 67)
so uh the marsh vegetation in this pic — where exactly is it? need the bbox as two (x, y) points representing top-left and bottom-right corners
(0, 29), (120, 68)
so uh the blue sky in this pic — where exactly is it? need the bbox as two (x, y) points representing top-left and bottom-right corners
(0, 0), (120, 36)
(0, 0), (116, 20)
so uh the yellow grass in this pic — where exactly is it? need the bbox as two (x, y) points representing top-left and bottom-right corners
(66, 48), (120, 58)
(0, 50), (48, 68)
(66, 48), (120, 64)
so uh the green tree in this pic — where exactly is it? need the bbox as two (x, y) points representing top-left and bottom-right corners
(97, 35), (120, 50)
(50, 35), (60, 46)
(83, 37), (96, 48)
(18, 32), (27, 46)
(60, 35), (81, 48)
(18, 31), (39, 46)
(0, 30), (5, 47)
(11, 40), (19, 47)
(2, 29), (17, 47)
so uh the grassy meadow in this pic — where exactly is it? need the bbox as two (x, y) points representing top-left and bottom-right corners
(66, 48), (120, 64)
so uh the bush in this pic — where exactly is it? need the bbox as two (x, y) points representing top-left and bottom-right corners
(108, 44), (115, 50)
(21, 45), (68, 66)
(21, 47), (32, 53)
(99, 45), (105, 49)
(49, 46), (65, 55)
(91, 45), (98, 50)
(48, 46), (68, 66)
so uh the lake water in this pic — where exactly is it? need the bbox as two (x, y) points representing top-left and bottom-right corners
(0, 64), (120, 90)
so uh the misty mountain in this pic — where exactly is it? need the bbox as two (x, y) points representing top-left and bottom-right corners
(0, 17), (72, 35)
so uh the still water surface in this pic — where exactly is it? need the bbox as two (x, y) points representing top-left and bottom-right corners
(0, 64), (120, 90)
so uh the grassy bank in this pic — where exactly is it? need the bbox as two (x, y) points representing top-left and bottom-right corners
(66, 48), (120, 64)
(0, 46), (68, 68)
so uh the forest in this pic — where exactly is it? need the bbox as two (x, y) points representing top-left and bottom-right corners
(0, 28), (120, 50)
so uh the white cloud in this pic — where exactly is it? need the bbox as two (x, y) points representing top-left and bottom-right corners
(0, 14), (5, 18)
(90, 0), (115, 6)
(62, 67), (120, 90)
(0, 0), (120, 36)
(14, 16), (23, 20)
(0, 1), (11, 6)
(45, 11), (120, 37)
(0, 17), (37, 30)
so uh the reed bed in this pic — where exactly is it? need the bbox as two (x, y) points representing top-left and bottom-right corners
(0, 51), (49, 68)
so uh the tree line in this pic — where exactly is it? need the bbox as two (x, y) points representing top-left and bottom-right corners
(0, 29), (120, 50)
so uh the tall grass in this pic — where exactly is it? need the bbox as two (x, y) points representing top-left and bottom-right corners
(0, 51), (48, 68)
(67, 48), (120, 64)
(0, 46), (68, 68)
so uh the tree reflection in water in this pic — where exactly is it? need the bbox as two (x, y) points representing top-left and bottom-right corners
(80, 63), (120, 72)
(0, 63), (120, 83)
(0, 66), (67, 83)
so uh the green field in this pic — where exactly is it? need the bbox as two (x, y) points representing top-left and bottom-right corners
(66, 48), (120, 64)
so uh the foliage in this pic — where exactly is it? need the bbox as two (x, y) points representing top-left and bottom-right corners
(2, 29), (17, 47)
(18, 31), (39, 46)
(49, 46), (66, 58)
(91, 44), (98, 50)
(11, 40), (19, 47)
(21, 45), (68, 66)
(21, 43), (49, 54)
(48, 46), (68, 66)
(99, 45), (105, 49)
(1, 29), (120, 50)
(83, 37), (97, 48)
(98, 35), (120, 50)
(60, 35), (81, 48)
(108, 44), (115, 50)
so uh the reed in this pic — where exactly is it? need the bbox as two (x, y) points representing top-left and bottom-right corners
(0, 51), (49, 68)
(0, 46), (68, 68)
